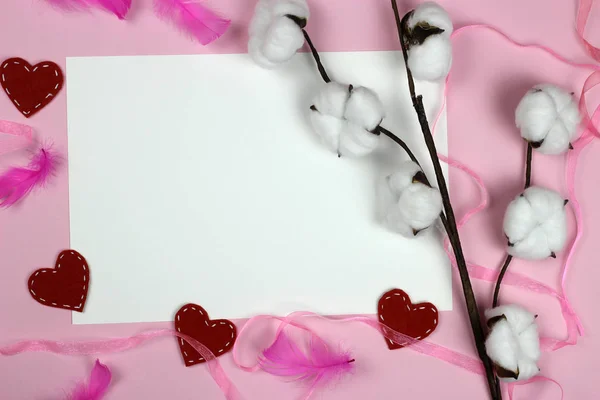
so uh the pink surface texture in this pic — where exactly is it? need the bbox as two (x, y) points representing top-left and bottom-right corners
(0, 0), (599, 399)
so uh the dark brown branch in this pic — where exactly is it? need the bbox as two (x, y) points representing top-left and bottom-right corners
(377, 126), (420, 164)
(302, 29), (330, 83)
(391, 1), (501, 399)
(492, 255), (513, 307)
(525, 143), (533, 189)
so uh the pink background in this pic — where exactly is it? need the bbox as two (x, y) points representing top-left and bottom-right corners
(0, 0), (599, 398)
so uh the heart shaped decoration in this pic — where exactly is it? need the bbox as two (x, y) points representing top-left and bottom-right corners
(28, 250), (89, 312)
(174, 303), (237, 367)
(377, 288), (438, 350)
(1, 57), (64, 118)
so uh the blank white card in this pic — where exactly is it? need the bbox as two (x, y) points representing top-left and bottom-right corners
(67, 52), (451, 324)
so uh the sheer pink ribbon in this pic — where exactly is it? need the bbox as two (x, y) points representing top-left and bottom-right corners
(0, 313), (560, 400)
(0, 329), (243, 400)
(577, 0), (600, 61)
(0, 120), (33, 156)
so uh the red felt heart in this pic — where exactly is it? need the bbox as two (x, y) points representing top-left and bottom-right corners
(28, 250), (89, 312)
(1, 57), (64, 118)
(174, 303), (237, 367)
(377, 288), (438, 350)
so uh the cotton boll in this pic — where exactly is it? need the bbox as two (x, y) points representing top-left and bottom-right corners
(309, 82), (383, 157)
(519, 324), (541, 362)
(515, 84), (581, 155)
(270, 0), (309, 20)
(343, 86), (385, 131)
(405, 2), (453, 81)
(397, 184), (443, 231)
(259, 17), (306, 65)
(384, 205), (415, 237)
(510, 226), (556, 260)
(485, 305), (537, 334)
(312, 82), (351, 118)
(485, 304), (541, 381)
(503, 186), (567, 260)
(380, 162), (442, 237)
(309, 113), (343, 153)
(408, 2), (453, 35)
(407, 35), (452, 82)
(248, 0), (272, 38)
(485, 319), (520, 374)
(386, 161), (423, 194)
(338, 123), (380, 157)
(248, 0), (309, 69)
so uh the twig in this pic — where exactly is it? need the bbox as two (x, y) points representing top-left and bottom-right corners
(525, 143), (533, 188)
(303, 30), (330, 83)
(390, 1), (501, 399)
(492, 255), (513, 308)
(492, 143), (533, 307)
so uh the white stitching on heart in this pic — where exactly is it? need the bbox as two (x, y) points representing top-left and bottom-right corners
(28, 250), (88, 311)
(176, 305), (236, 364)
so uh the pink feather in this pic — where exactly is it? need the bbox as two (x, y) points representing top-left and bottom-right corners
(0, 147), (58, 208)
(153, 0), (231, 45)
(44, 0), (131, 20)
(258, 330), (354, 389)
(68, 360), (112, 400)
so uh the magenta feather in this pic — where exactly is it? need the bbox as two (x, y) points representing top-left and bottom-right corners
(68, 360), (112, 400)
(44, 0), (131, 20)
(258, 330), (354, 388)
(153, 0), (231, 45)
(0, 147), (58, 207)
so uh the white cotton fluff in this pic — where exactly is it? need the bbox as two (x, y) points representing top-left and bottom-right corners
(515, 84), (581, 155)
(379, 160), (443, 237)
(248, 0), (309, 69)
(309, 82), (385, 157)
(485, 305), (541, 382)
(503, 186), (567, 260)
(406, 2), (453, 81)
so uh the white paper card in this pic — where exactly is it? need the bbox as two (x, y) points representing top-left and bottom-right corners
(67, 52), (451, 324)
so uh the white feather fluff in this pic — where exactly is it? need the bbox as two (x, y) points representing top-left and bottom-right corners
(248, 0), (309, 69)
(485, 305), (541, 382)
(503, 186), (567, 260)
(379, 161), (442, 237)
(406, 2), (453, 81)
(515, 84), (581, 155)
(309, 82), (385, 157)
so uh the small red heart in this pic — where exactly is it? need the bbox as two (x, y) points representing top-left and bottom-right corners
(174, 303), (237, 367)
(28, 250), (89, 312)
(1, 57), (64, 118)
(377, 288), (438, 350)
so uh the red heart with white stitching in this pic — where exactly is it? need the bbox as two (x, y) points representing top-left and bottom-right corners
(1, 57), (63, 118)
(28, 250), (89, 312)
(377, 288), (438, 349)
(174, 303), (237, 367)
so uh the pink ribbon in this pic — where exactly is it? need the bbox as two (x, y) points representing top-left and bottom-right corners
(577, 0), (600, 62)
(0, 312), (563, 399)
(0, 120), (33, 156)
(0, 329), (243, 400)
